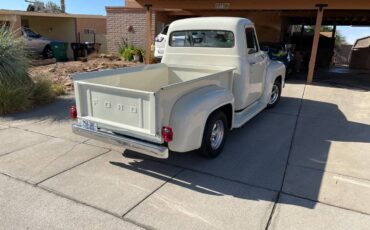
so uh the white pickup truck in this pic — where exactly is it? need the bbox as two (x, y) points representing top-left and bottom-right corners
(72, 17), (285, 159)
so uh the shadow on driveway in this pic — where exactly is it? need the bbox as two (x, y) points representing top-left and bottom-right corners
(288, 68), (370, 92)
(110, 97), (370, 209)
(0, 94), (75, 124)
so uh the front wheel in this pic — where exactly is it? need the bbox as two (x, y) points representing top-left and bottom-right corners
(266, 78), (282, 109)
(199, 111), (228, 158)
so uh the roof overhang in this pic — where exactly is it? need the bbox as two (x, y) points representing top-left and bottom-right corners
(283, 10), (370, 26)
(0, 10), (106, 19)
(134, 0), (370, 10)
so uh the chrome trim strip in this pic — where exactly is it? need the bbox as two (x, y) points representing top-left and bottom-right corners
(72, 124), (168, 159)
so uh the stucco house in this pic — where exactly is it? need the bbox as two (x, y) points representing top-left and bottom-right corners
(350, 36), (370, 70)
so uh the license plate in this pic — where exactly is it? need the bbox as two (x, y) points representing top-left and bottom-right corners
(80, 119), (97, 132)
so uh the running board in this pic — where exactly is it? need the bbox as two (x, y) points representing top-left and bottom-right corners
(233, 101), (266, 128)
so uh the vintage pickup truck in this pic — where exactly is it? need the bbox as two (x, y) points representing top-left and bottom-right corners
(72, 17), (285, 159)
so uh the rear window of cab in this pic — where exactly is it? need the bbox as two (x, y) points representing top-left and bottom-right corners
(169, 30), (235, 48)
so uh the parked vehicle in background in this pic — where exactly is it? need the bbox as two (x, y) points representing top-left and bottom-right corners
(154, 25), (169, 62)
(21, 27), (53, 59)
(72, 17), (285, 159)
(260, 42), (294, 75)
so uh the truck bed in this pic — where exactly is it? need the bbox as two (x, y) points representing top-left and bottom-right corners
(73, 63), (234, 143)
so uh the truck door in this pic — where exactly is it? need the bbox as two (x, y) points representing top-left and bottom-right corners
(245, 27), (267, 104)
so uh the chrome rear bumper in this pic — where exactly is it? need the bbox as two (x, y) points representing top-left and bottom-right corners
(72, 124), (168, 159)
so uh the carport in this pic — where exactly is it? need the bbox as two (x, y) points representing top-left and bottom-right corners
(19, 13), (76, 58)
(132, 0), (370, 83)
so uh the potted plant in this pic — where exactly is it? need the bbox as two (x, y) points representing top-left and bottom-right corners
(122, 45), (134, 61)
(139, 48), (145, 62)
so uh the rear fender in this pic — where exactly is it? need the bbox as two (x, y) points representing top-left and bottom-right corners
(169, 86), (234, 152)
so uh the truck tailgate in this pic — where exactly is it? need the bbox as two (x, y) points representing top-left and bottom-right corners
(75, 81), (157, 139)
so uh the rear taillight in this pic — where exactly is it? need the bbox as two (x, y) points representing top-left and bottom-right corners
(162, 126), (173, 143)
(70, 105), (77, 119)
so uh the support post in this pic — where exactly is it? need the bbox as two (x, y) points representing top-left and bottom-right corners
(307, 4), (327, 84)
(145, 4), (153, 64)
(299, 24), (305, 50)
(330, 25), (337, 67)
(280, 17), (288, 42)
(61, 0), (66, 13)
(332, 25), (337, 38)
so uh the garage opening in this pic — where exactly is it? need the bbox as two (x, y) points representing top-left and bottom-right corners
(282, 10), (370, 90)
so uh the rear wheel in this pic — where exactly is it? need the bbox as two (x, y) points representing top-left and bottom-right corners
(267, 78), (282, 109)
(199, 111), (228, 158)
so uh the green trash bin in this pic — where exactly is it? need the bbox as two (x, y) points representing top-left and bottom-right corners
(50, 41), (68, 62)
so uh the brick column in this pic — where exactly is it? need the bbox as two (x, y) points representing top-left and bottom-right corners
(106, 7), (156, 54)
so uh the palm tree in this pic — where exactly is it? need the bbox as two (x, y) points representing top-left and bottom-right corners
(61, 0), (65, 13)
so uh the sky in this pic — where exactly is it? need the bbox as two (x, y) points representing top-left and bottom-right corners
(0, 0), (124, 15)
(337, 26), (370, 45)
(1, 0), (369, 44)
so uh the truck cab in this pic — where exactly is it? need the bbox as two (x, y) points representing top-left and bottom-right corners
(162, 17), (281, 112)
(72, 17), (285, 159)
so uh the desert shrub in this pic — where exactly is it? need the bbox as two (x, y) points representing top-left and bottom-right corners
(122, 47), (133, 61)
(0, 84), (31, 115)
(117, 37), (130, 55)
(0, 26), (56, 114)
(31, 77), (56, 105)
(139, 48), (145, 58)
(51, 83), (67, 96)
(0, 26), (32, 86)
(0, 26), (33, 114)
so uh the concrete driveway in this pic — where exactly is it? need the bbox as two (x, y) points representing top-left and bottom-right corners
(0, 79), (369, 229)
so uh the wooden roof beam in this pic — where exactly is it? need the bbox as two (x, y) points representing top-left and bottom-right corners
(136, 0), (370, 10)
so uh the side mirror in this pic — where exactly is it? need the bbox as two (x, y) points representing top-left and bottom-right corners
(248, 48), (257, 54)
(260, 47), (268, 52)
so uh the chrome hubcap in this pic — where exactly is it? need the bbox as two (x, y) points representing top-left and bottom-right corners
(210, 120), (224, 150)
(269, 84), (279, 105)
